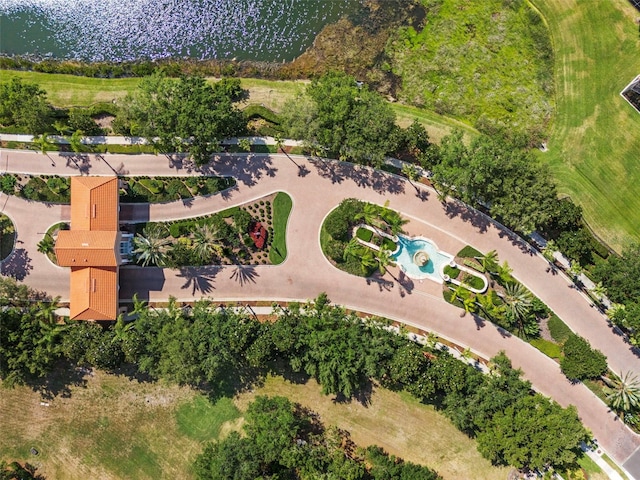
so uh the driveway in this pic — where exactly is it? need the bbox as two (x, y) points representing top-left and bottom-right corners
(1, 149), (639, 474)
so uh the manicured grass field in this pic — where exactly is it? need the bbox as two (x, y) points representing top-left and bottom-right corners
(532, 0), (640, 251)
(268, 191), (293, 265)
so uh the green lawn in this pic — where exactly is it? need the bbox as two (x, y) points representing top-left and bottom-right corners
(269, 191), (293, 265)
(532, 0), (640, 252)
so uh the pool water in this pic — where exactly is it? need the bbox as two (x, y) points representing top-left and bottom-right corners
(392, 235), (454, 282)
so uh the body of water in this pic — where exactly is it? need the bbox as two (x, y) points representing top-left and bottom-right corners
(0, 0), (360, 62)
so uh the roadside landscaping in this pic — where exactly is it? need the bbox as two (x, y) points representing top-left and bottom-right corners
(132, 193), (291, 268)
(0, 174), (234, 204)
(321, 199), (404, 277)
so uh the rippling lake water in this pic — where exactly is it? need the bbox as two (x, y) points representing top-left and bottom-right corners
(0, 0), (360, 62)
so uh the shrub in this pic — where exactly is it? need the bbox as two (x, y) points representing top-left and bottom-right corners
(462, 273), (485, 291)
(560, 334), (607, 381)
(139, 178), (164, 194)
(463, 258), (485, 272)
(530, 338), (562, 360)
(457, 245), (483, 258)
(356, 227), (373, 242)
(548, 315), (572, 343)
(443, 265), (460, 279)
(169, 223), (182, 238)
(324, 199), (365, 241)
(0, 174), (17, 194)
(233, 209), (253, 234)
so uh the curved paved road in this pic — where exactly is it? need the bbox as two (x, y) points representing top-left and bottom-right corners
(1, 149), (640, 473)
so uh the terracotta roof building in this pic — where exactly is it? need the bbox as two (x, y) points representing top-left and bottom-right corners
(55, 177), (129, 321)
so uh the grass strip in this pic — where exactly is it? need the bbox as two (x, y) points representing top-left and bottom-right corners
(268, 192), (292, 265)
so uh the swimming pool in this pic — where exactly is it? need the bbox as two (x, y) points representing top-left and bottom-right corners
(392, 235), (454, 282)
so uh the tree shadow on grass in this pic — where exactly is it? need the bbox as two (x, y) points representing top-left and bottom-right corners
(29, 362), (89, 401)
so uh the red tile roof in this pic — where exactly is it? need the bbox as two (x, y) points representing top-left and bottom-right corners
(55, 176), (120, 321)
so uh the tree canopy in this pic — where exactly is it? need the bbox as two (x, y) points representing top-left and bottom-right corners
(194, 395), (441, 480)
(117, 75), (246, 164)
(0, 77), (53, 134)
(281, 72), (398, 166)
(432, 131), (557, 234)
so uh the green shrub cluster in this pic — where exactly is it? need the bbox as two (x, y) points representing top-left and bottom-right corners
(0, 285), (591, 473)
(529, 338), (563, 360)
(560, 334), (607, 382)
(548, 315), (572, 343)
(457, 245), (483, 259)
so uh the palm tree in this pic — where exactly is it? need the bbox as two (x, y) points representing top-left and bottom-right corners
(449, 283), (469, 306)
(53, 120), (70, 136)
(591, 282), (608, 301)
(238, 138), (252, 153)
(496, 260), (513, 284)
(359, 248), (378, 275)
(475, 292), (504, 320)
(32, 133), (56, 160)
(343, 237), (364, 261)
(133, 225), (172, 267)
(67, 129), (86, 153)
(381, 210), (408, 235)
(475, 250), (499, 274)
(541, 239), (558, 263)
(603, 371), (640, 418)
(401, 163), (421, 193)
(273, 133), (284, 153)
(192, 224), (223, 262)
(37, 234), (55, 256)
(376, 248), (396, 275)
(355, 203), (382, 229)
(503, 282), (533, 334)
(461, 294), (477, 317)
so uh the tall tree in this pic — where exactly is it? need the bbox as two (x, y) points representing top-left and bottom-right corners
(120, 74), (246, 165)
(477, 395), (589, 471)
(133, 225), (172, 267)
(0, 77), (53, 134)
(281, 72), (398, 166)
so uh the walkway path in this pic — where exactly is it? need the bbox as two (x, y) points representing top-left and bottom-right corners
(1, 149), (639, 477)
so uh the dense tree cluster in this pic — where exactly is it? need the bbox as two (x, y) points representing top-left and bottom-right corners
(559, 334), (608, 382)
(0, 281), (589, 472)
(592, 243), (640, 347)
(0, 78), (53, 134)
(431, 131), (557, 234)
(280, 72), (400, 166)
(195, 395), (441, 480)
(114, 75), (246, 165)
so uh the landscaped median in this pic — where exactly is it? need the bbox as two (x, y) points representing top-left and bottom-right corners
(129, 192), (292, 268)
